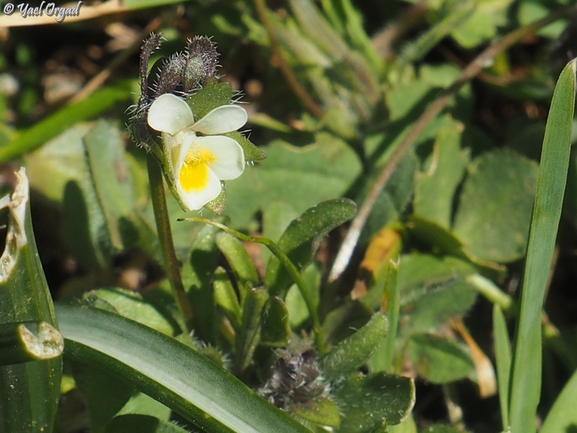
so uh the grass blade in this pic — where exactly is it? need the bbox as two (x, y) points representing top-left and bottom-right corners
(493, 305), (511, 430)
(540, 368), (577, 432)
(509, 59), (576, 433)
(0, 82), (132, 162)
(55, 304), (311, 433)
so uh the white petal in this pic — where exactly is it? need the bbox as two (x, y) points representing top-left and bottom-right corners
(172, 133), (194, 177)
(192, 105), (248, 135)
(195, 135), (245, 180)
(148, 94), (194, 134)
(176, 169), (221, 211)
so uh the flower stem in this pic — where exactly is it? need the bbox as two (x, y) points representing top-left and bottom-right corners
(180, 217), (327, 354)
(147, 154), (194, 332)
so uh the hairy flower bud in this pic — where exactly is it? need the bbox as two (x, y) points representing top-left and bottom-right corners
(184, 36), (219, 91)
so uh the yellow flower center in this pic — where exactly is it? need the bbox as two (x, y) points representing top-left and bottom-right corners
(179, 147), (216, 192)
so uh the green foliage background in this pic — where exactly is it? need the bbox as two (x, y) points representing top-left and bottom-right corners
(1, 0), (577, 432)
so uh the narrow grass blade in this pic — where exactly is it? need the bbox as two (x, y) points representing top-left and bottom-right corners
(540, 367), (577, 432)
(55, 304), (311, 433)
(0, 82), (132, 162)
(509, 59), (576, 433)
(493, 305), (511, 430)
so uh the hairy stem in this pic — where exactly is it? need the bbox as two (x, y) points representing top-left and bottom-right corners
(147, 154), (194, 332)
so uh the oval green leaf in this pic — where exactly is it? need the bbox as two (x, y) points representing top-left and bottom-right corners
(332, 372), (415, 430)
(320, 313), (388, 382)
(407, 333), (475, 384)
(453, 149), (538, 263)
(264, 198), (357, 295)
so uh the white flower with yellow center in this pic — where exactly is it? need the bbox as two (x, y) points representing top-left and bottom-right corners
(147, 93), (247, 211)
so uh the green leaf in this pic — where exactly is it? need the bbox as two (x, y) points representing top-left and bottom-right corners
(509, 59), (576, 433)
(226, 130), (267, 163)
(216, 232), (260, 289)
(181, 222), (221, 343)
(56, 304), (311, 433)
(24, 123), (92, 203)
(214, 268), (242, 331)
(407, 333), (475, 384)
(397, 254), (477, 336)
(360, 154), (417, 245)
(269, 0), (376, 129)
(261, 297), (291, 347)
(289, 0), (348, 62)
(273, 17), (331, 68)
(332, 372), (415, 430)
(453, 149), (538, 263)
(105, 414), (189, 433)
(400, 4), (475, 63)
(517, 0), (568, 39)
(61, 120), (138, 269)
(225, 135), (361, 229)
(264, 198), (356, 295)
(117, 392), (171, 420)
(408, 216), (464, 257)
(84, 120), (135, 233)
(321, 0), (382, 73)
(118, 211), (164, 267)
(493, 305), (511, 430)
(285, 263), (321, 329)
(235, 287), (268, 374)
(369, 258), (400, 374)
(320, 313), (388, 382)
(540, 367), (577, 433)
(388, 415), (417, 433)
(25, 124), (161, 264)
(291, 397), (341, 429)
(444, 0), (513, 49)
(62, 178), (113, 268)
(414, 124), (469, 229)
(83, 288), (177, 336)
(259, 200), (299, 267)
(0, 81), (132, 162)
(72, 361), (134, 432)
(451, 8), (498, 48)
(0, 168), (62, 433)
(384, 71), (423, 116)
(293, 0), (379, 111)
(321, 300), (373, 345)
(187, 82), (234, 119)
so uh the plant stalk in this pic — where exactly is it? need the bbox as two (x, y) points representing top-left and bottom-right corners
(147, 154), (194, 332)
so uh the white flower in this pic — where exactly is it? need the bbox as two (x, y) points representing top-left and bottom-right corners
(147, 93), (247, 211)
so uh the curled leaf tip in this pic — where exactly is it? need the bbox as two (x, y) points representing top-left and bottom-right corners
(0, 167), (29, 282)
(19, 322), (64, 361)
